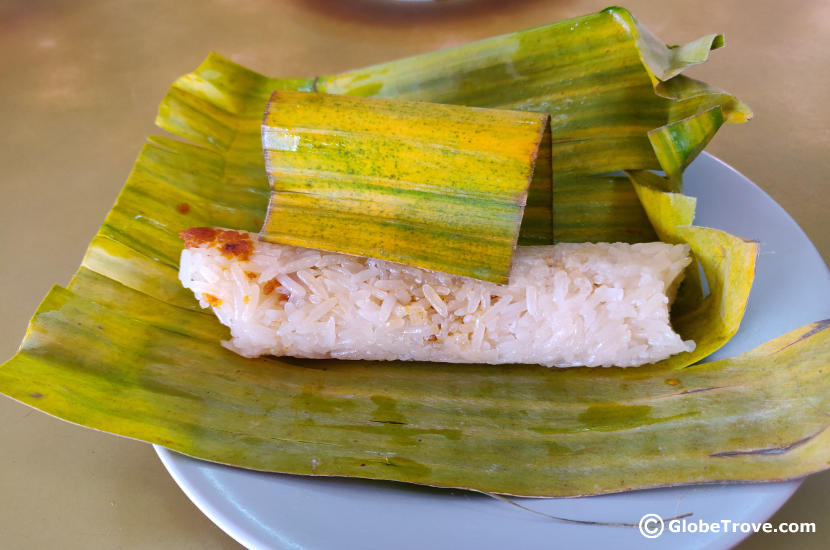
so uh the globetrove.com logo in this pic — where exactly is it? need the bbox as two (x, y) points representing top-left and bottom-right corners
(639, 513), (816, 539)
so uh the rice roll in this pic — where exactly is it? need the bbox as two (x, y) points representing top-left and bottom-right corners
(179, 228), (695, 367)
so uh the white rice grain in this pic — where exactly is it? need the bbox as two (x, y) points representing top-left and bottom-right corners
(179, 232), (695, 367)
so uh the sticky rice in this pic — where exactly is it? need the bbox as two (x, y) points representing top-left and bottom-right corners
(178, 228), (695, 367)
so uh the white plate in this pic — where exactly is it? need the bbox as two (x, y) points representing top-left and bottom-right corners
(156, 152), (830, 550)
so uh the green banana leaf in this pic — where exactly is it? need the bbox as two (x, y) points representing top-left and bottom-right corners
(157, 6), (750, 244)
(260, 90), (552, 283)
(2, 275), (828, 496)
(626, 169), (758, 366)
(2, 7), (827, 496)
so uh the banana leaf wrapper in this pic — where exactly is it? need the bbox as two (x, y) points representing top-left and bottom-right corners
(260, 91), (552, 283)
(157, 6), (750, 244)
(2, 7), (827, 496)
(2, 275), (828, 496)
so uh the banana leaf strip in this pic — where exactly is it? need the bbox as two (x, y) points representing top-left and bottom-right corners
(260, 91), (552, 282)
(627, 169), (757, 365)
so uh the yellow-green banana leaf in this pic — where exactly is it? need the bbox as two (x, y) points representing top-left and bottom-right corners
(157, 6), (750, 243)
(2, 276), (828, 496)
(260, 91), (552, 283)
(2, 7), (827, 496)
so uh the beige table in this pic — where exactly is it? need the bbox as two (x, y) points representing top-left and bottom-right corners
(1, 1), (827, 548)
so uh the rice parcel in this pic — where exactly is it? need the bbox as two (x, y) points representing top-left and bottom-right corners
(179, 228), (694, 367)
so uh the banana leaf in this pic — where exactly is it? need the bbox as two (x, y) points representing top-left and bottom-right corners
(3, 7), (827, 496)
(260, 91), (552, 283)
(2, 275), (828, 496)
(157, 6), (750, 244)
(0, 128), (817, 496)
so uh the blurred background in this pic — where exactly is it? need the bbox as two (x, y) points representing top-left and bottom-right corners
(1, 1), (827, 548)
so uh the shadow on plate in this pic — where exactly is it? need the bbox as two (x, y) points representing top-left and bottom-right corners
(291, 0), (563, 24)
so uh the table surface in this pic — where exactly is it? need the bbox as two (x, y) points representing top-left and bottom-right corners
(1, 1), (827, 548)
